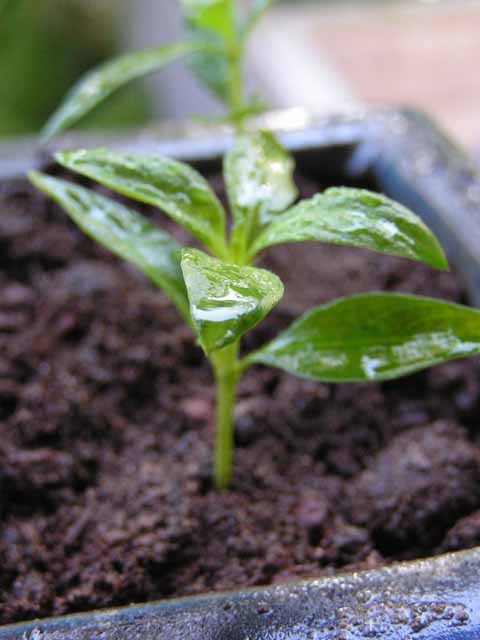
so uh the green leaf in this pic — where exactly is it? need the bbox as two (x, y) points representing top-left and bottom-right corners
(41, 42), (196, 141)
(180, 0), (237, 42)
(180, 0), (236, 102)
(28, 171), (190, 323)
(249, 293), (480, 382)
(187, 47), (232, 102)
(225, 130), (297, 256)
(250, 187), (448, 270)
(55, 148), (228, 258)
(181, 248), (283, 353)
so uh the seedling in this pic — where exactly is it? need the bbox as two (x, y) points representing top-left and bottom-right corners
(29, 134), (480, 488)
(31, 0), (480, 489)
(41, 0), (272, 140)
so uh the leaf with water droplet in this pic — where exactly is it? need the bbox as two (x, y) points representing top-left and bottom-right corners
(181, 248), (283, 353)
(55, 149), (228, 257)
(28, 171), (190, 323)
(225, 130), (297, 256)
(250, 187), (448, 270)
(248, 293), (480, 381)
(42, 43), (196, 141)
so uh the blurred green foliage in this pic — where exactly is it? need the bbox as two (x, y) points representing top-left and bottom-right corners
(0, 0), (153, 138)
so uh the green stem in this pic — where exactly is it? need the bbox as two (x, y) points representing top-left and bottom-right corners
(212, 342), (240, 489)
(230, 56), (242, 111)
(227, 44), (246, 132)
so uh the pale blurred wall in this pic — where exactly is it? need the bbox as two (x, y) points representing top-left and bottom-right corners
(248, 0), (480, 148)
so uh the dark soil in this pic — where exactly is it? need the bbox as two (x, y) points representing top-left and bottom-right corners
(1, 171), (480, 625)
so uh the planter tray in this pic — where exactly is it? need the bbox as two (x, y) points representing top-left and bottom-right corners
(0, 548), (479, 639)
(1, 107), (480, 638)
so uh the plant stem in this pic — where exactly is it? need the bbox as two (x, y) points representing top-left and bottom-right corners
(212, 342), (240, 489)
(227, 44), (246, 131)
(208, 35), (251, 489)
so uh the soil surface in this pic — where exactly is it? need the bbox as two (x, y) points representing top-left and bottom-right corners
(1, 171), (480, 625)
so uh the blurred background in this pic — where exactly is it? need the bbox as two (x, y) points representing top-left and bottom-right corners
(0, 0), (478, 153)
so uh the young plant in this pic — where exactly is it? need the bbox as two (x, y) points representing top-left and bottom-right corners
(29, 132), (480, 489)
(32, 0), (480, 488)
(41, 0), (271, 140)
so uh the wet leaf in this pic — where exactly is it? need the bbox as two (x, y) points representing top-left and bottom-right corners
(181, 248), (283, 353)
(28, 171), (190, 323)
(42, 43), (195, 140)
(251, 187), (448, 270)
(225, 130), (297, 255)
(55, 148), (228, 257)
(249, 293), (480, 382)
